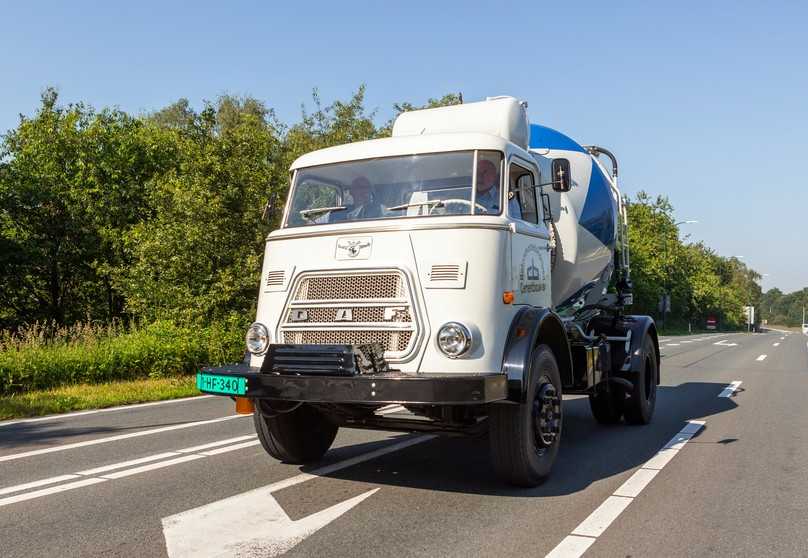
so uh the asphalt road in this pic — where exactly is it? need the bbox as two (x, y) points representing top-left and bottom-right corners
(1, 329), (807, 557)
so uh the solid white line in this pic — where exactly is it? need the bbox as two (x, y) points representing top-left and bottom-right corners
(546, 420), (705, 557)
(198, 439), (261, 456)
(76, 452), (180, 476)
(0, 477), (108, 508)
(545, 535), (597, 558)
(0, 395), (215, 428)
(665, 343), (680, 346)
(773, 343), (780, 347)
(176, 434), (256, 454)
(571, 496), (633, 538)
(612, 468), (659, 498)
(100, 454), (205, 479)
(0, 474), (81, 496)
(0, 414), (246, 463)
(718, 380), (742, 398)
(756, 354), (767, 361)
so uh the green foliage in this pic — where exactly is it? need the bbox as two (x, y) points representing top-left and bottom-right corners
(0, 319), (244, 395)
(760, 287), (808, 326)
(626, 192), (762, 329)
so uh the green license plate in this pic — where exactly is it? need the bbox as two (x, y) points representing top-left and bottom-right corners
(196, 373), (247, 395)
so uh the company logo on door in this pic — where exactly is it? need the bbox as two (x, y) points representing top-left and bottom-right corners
(519, 245), (547, 294)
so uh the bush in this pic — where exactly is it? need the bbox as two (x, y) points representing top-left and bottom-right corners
(0, 319), (244, 395)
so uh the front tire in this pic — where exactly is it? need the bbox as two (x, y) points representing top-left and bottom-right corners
(489, 345), (563, 487)
(253, 402), (338, 464)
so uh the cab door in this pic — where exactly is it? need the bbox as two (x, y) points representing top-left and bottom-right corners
(508, 159), (552, 308)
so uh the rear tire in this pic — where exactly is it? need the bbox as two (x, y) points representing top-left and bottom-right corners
(253, 402), (338, 464)
(588, 385), (624, 424)
(489, 345), (562, 487)
(623, 334), (658, 425)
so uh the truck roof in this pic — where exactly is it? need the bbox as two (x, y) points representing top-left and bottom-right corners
(289, 132), (513, 170)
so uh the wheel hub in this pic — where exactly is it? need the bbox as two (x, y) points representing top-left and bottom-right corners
(533, 382), (561, 448)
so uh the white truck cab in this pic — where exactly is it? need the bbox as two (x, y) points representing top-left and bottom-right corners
(198, 97), (660, 487)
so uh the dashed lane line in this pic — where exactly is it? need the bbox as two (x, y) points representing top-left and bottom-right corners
(0, 414), (248, 463)
(773, 343), (780, 347)
(756, 354), (767, 361)
(718, 381), (742, 398)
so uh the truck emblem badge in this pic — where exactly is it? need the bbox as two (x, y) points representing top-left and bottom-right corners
(290, 309), (308, 322)
(384, 307), (408, 321)
(335, 308), (353, 321)
(335, 237), (372, 259)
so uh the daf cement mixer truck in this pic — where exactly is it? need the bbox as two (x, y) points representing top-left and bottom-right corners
(197, 96), (660, 487)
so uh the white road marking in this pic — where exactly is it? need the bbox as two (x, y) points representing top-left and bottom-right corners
(756, 354), (767, 361)
(773, 342), (780, 347)
(681, 340), (693, 344)
(0, 474), (81, 496)
(0, 477), (107, 508)
(101, 454), (205, 479)
(76, 452), (180, 476)
(176, 434), (256, 454)
(162, 434), (435, 557)
(714, 339), (738, 347)
(0, 395), (215, 428)
(718, 381), (742, 398)
(545, 420), (705, 558)
(376, 404), (407, 415)
(198, 439), (261, 456)
(665, 343), (680, 346)
(0, 414), (247, 463)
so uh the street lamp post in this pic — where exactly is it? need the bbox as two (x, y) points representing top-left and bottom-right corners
(661, 219), (698, 331)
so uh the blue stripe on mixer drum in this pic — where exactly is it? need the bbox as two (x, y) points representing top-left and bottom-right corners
(578, 161), (616, 247)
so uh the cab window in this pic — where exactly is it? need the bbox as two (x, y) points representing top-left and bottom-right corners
(509, 163), (539, 223)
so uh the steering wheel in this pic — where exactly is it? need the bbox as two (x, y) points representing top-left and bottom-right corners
(429, 198), (489, 215)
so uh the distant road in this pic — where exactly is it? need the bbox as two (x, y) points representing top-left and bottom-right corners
(1, 330), (807, 557)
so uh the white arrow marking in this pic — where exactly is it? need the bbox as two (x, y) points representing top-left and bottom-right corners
(714, 339), (738, 347)
(163, 486), (379, 557)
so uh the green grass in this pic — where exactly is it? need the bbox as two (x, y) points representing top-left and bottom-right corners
(0, 376), (202, 420)
(0, 319), (244, 395)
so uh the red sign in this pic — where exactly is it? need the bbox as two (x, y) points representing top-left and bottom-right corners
(706, 316), (717, 330)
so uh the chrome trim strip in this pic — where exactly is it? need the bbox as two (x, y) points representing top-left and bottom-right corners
(280, 323), (415, 331)
(267, 221), (510, 242)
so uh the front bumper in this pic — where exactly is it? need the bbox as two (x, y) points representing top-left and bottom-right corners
(199, 363), (507, 405)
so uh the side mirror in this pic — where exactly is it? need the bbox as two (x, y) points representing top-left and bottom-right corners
(261, 193), (279, 224)
(551, 159), (571, 192)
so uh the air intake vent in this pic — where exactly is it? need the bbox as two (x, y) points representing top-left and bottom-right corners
(264, 267), (293, 292)
(424, 261), (467, 289)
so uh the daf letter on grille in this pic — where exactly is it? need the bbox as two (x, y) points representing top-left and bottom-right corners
(335, 308), (353, 321)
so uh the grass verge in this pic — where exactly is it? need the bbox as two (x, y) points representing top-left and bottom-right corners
(0, 375), (201, 420)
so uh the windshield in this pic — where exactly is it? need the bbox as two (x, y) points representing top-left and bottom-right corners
(285, 150), (503, 227)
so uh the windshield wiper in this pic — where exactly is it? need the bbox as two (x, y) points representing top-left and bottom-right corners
(387, 200), (444, 212)
(299, 206), (348, 222)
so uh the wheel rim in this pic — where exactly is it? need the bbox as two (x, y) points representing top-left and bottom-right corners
(533, 379), (561, 452)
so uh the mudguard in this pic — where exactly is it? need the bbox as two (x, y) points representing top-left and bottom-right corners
(501, 306), (572, 403)
(619, 315), (660, 382)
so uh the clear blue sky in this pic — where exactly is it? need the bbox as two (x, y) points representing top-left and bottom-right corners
(2, 0), (806, 292)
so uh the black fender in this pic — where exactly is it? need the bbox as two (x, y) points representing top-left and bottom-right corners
(611, 315), (660, 383)
(501, 306), (573, 403)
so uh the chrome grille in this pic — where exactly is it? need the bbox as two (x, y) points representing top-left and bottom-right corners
(282, 330), (412, 352)
(280, 270), (418, 361)
(295, 273), (404, 300)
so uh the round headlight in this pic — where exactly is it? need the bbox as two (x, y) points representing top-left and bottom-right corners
(245, 322), (270, 355)
(437, 322), (472, 358)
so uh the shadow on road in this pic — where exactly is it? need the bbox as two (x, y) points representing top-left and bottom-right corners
(297, 381), (738, 497)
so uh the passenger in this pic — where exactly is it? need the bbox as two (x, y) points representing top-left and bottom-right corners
(475, 160), (521, 218)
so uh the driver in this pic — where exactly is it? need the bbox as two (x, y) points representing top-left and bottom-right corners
(475, 160), (502, 214)
(345, 176), (383, 220)
(475, 159), (521, 218)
